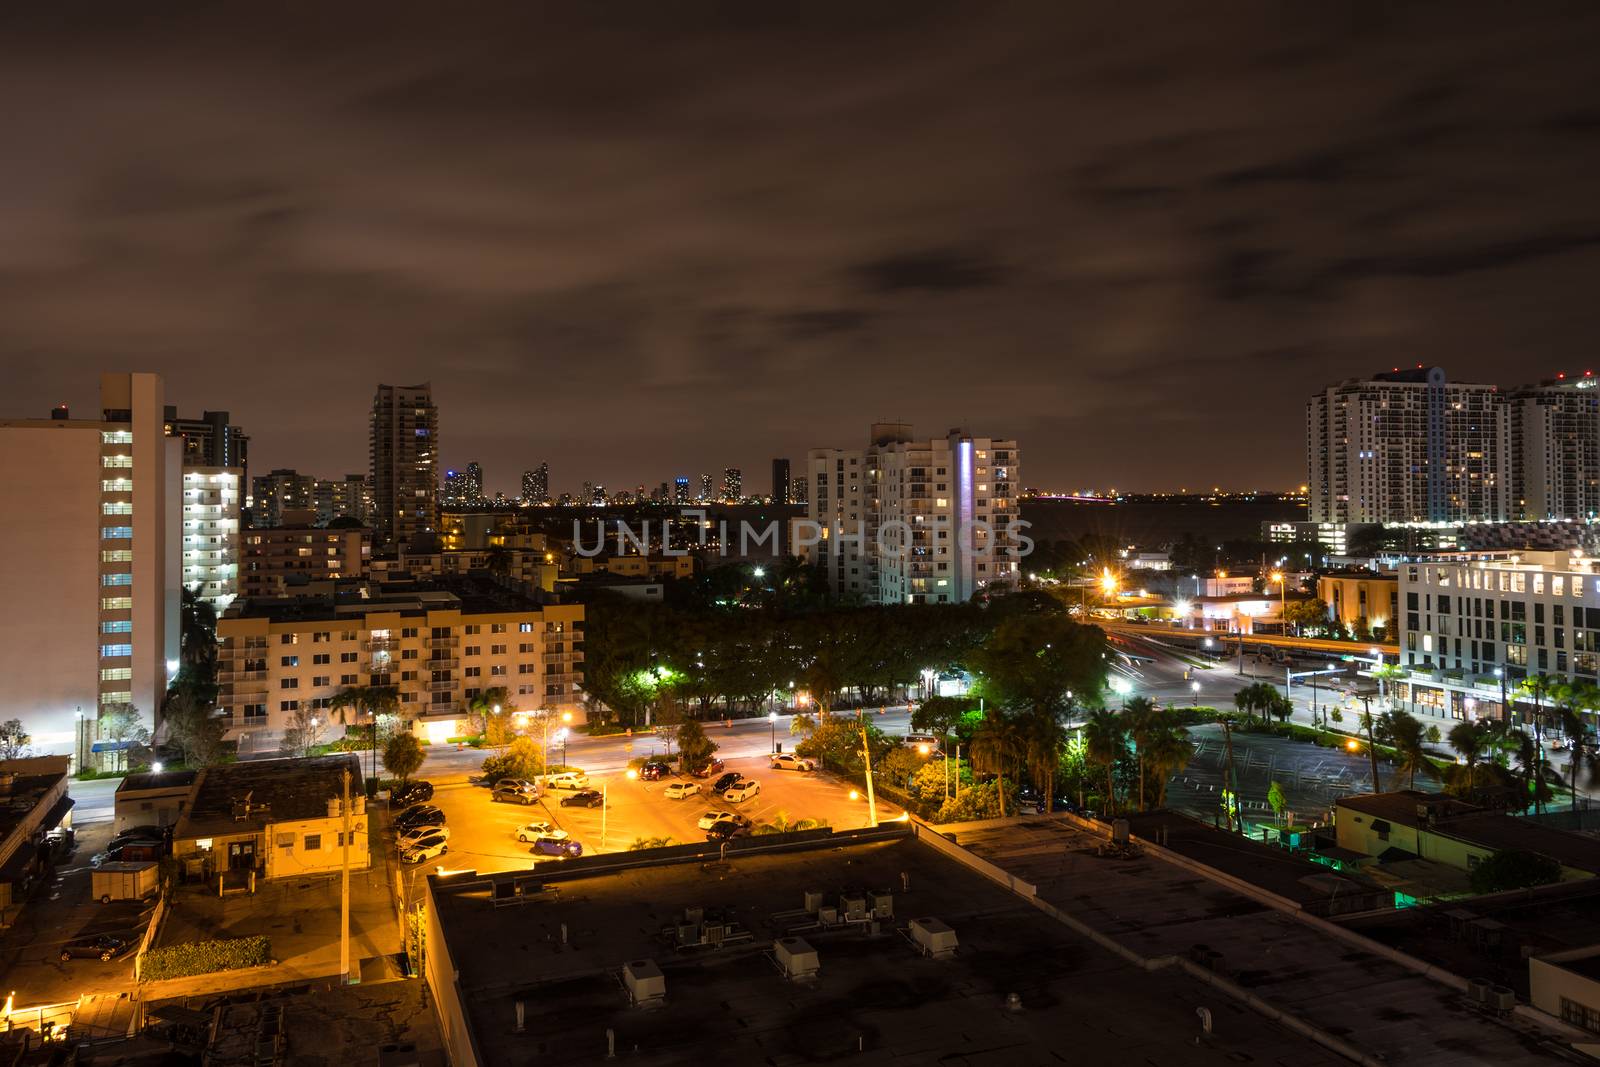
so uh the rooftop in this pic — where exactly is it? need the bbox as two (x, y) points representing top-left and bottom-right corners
(116, 769), (199, 794)
(175, 754), (361, 839)
(226, 576), (554, 622)
(426, 828), (1336, 1067)
(1338, 791), (1600, 873)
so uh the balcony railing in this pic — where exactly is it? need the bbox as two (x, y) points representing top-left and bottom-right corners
(425, 635), (460, 650)
(364, 638), (396, 652)
(428, 678), (456, 692)
(426, 657), (459, 671)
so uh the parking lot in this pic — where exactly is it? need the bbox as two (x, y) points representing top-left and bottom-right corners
(395, 750), (896, 877)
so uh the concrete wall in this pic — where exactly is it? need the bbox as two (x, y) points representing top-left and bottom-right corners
(0, 425), (102, 750)
(1530, 948), (1600, 1031)
(424, 878), (479, 1067)
(263, 812), (370, 879)
(114, 785), (191, 833)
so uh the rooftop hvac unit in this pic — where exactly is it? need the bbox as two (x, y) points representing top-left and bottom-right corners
(1466, 978), (1490, 1004)
(623, 959), (665, 1007)
(817, 905), (839, 926)
(684, 905), (704, 925)
(802, 890), (824, 913)
(675, 923), (699, 946)
(909, 917), (958, 960)
(1488, 986), (1516, 1012)
(774, 937), (820, 980)
(1111, 819), (1131, 845)
(841, 893), (867, 920)
(868, 891), (893, 919)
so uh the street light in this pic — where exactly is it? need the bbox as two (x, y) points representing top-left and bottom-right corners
(555, 727), (568, 770)
(768, 711), (778, 753)
(1270, 571), (1286, 634)
(1190, 680), (1200, 705)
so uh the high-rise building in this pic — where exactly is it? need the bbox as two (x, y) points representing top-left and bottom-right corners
(164, 407), (249, 488)
(771, 458), (791, 504)
(722, 467), (742, 502)
(182, 467), (241, 611)
(1307, 367), (1508, 525)
(442, 469), (468, 507)
(251, 468), (316, 527)
(698, 474), (713, 503)
(239, 525), (369, 598)
(1509, 374), (1600, 521)
(673, 477), (690, 505)
(521, 463), (549, 505)
(313, 473), (372, 525)
(465, 462), (484, 504)
(0, 373), (182, 752)
(802, 424), (1022, 604)
(371, 383), (439, 549)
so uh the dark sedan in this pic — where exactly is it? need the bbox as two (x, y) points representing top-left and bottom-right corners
(394, 804), (445, 832)
(690, 759), (726, 779)
(390, 780), (434, 807)
(559, 789), (604, 808)
(60, 934), (131, 963)
(711, 772), (743, 794)
(705, 820), (750, 844)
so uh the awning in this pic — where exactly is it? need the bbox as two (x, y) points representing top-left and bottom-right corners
(90, 740), (134, 753)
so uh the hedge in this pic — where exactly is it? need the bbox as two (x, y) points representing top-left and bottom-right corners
(142, 935), (271, 982)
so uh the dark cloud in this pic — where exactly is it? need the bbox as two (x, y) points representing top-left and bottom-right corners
(2, 3), (1600, 494)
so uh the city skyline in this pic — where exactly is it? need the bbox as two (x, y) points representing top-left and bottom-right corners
(7, 7), (1600, 492)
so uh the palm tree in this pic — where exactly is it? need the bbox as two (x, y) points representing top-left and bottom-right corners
(971, 714), (1023, 818)
(1553, 683), (1600, 813)
(1081, 710), (1126, 816)
(1379, 710), (1436, 790)
(1123, 696), (1159, 811)
(1518, 674), (1560, 813)
(1447, 720), (1492, 799)
(1142, 720), (1194, 809)
(330, 685), (402, 777)
(1019, 708), (1067, 813)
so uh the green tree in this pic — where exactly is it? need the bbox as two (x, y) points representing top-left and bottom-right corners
(1141, 722), (1193, 809)
(1469, 849), (1563, 894)
(932, 780), (1015, 823)
(0, 719), (29, 761)
(675, 717), (718, 772)
(1124, 697), (1159, 811)
(966, 614), (1108, 719)
(752, 810), (828, 834)
(1267, 781), (1287, 822)
(970, 714), (1023, 818)
(98, 706), (151, 773)
(1446, 720), (1494, 799)
(1081, 710), (1126, 816)
(481, 736), (544, 784)
(278, 706), (326, 759)
(330, 685), (402, 734)
(1282, 598), (1330, 637)
(1552, 683), (1600, 814)
(483, 711), (514, 756)
(911, 695), (974, 748)
(161, 683), (226, 766)
(1378, 710), (1438, 791)
(462, 686), (513, 736)
(627, 836), (677, 850)
(382, 731), (426, 783)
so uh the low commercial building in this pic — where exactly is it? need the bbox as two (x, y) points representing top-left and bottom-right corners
(171, 754), (368, 882)
(0, 757), (74, 911)
(1530, 946), (1600, 1036)
(216, 578), (584, 750)
(1335, 791), (1600, 885)
(566, 552), (694, 582)
(1317, 569), (1399, 635)
(370, 547), (559, 592)
(113, 769), (199, 833)
(239, 524), (370, 599)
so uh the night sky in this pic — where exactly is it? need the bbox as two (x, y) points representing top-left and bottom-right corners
(5, 4), (1600, 496)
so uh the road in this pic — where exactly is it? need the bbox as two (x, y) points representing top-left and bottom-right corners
(1099, 619), (1399, 657)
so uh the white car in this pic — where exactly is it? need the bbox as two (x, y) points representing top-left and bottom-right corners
(663, 782), (700, 800)
(514, 821), (567, 843)
(770, 753), (814, 772)
(397, 824), (450, 848)
(724, 780), (761, 803)
(544, 772), (590, 790)
(697, 810), (746, 830)
(400, 831), (449, 865)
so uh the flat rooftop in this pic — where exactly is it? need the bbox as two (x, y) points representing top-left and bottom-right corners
(1340, 791), (1600, 873)
(948, 815), (1581, 1065)
(176, 754), (360, 838)
(228, 576), (550, 621)
(427, 830), (1338, 1066)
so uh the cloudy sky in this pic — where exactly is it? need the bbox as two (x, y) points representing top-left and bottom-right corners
(4, 3), (1600, 496)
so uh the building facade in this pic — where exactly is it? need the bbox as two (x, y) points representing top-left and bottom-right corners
(163, 407), (248, 487)
(215, 582), (584, 750)
(182, 467), (241, 611)
(802, 424), (1022, 604)
(312, 474), (372, 526)
(721, 467), (742, 502)
(370, 383), (439, 549)
(771, 458), (790, 505)
(1316, 570), (1399, 636)
(0, 373), (181, 752)
(521, 463), (549, 506)
(1510, 375), (1600, 522)
(1307, 367), (1508, 525)
(239, 526), (370, 598)
(251, 468), (316, 527)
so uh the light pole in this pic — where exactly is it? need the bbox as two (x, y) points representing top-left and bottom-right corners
(1495, 667), (1507, 722)
(555, 728), (568, 770)
(768, 711), (778, 753)
(1190, 680), (1200, 706)
(1270, 571), (1286, 634)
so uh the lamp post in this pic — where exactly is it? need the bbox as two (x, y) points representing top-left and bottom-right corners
(555, 728), (568, 771)
(768, 711), (778, 754)
(1190, 680), (1200, 706)
(1494, 667), (1507, 722)
(1270, 571), (1286, 635)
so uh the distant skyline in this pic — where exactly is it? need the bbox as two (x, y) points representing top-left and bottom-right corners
(5, 7), (1600, 493)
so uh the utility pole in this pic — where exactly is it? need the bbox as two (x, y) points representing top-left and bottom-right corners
(858, 716), (879, 828)
(1221, 718), (1239, 834)
(340, 767), (352, 984)
(1361, 696), (1381, 791)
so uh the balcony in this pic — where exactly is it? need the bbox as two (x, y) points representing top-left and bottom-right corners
(364, 638), (396, 652)
(428, 678), (456, 693)
(425, 635), (460, 650)
(426, 657), (459, 671)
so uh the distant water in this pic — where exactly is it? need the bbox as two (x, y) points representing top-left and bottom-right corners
(1020, 496), (1306, 547)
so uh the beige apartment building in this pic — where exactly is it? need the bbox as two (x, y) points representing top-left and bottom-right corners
(216, 580), (583, 752)
(239, 525), (370, 598)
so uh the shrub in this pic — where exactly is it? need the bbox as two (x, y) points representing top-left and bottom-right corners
(932, 780), (1017, 824)
(627, 836), (676, 850)
(142, 935), (270, 982)
(1469, 850), (1563, 895)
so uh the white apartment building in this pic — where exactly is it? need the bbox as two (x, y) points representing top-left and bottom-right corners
(216, 580), (583, 753)
(1308, 366), (1508, 525)
(0, 373), (181, 753)
(1509, 375), (1600, 522)
(1397, 550), (1600, 729)
(802, 424), (1021, 604)
(182, 467), (241, 611)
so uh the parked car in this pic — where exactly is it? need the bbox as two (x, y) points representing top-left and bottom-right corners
(711, 772), (744, 794)
(394, 805), (445, 832)
(492, 782), (540, 805)
(705, 820), (750, 844)
(663, 782), (700, 800)
(903, 734), (943, 753)
(723, 780), (761, 803)
(689, 759), (725, 779)
(638, 761), (672, 781)
(697, 809), (747, 830)
(496, 778), (539, 793)
(769, 753), (814, 772)
(544, 772), (590, 790)
(400, 831), (449, 865)
(529, 836), (584, 860)
(109, 825), (164, 845)
(390, 780), (434, 807)
(60, 934), (131, 963)
(560, 789), (604, 808)
(397, 824), (451, 848)
(514, 822), (566, 843)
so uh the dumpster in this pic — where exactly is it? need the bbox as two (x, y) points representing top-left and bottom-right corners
(92, 860), (159, 904)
